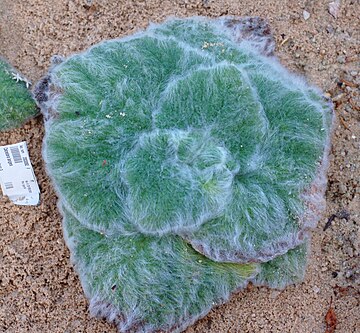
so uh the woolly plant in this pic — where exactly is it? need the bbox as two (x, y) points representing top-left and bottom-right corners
(35, 17), (333, 333)
(0, 57), (38, 131)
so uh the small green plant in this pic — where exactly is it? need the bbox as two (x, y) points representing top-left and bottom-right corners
(35, 17), (333, 332)
(0, 57), (38, 131)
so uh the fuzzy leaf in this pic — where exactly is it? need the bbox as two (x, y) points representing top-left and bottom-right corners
(62, 205), (257, 333)
(0, 58), (38, 131)
(254, 242), (308, 289)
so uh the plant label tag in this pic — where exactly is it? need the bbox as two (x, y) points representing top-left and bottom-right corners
(0, 141), (40, 206)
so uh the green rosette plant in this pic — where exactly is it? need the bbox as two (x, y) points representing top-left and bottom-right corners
(35, 17), (333, 333)
(0, 57), (38, 131)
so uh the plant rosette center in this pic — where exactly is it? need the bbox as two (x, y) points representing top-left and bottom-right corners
(123, 129), (238, 234)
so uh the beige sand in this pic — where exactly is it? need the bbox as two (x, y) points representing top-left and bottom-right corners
(0, 1), (359, 332)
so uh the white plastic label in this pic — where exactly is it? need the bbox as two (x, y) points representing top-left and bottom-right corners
(0, 141), (40, 205)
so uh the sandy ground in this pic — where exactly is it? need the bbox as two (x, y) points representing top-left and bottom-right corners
(0, 1), (359, 332)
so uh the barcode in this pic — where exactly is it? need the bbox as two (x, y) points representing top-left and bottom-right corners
(4, 182), (14, 190)
(10, 146), (22, 164)
(23, 156), (29, 167)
